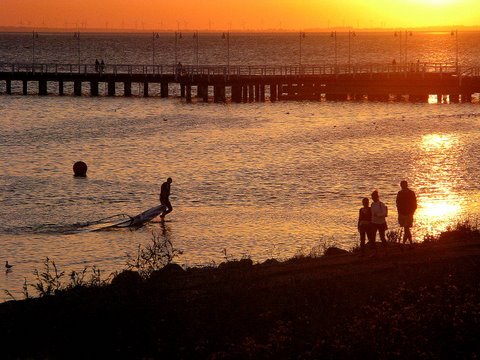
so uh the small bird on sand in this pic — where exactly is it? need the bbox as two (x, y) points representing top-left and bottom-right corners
(5, 261), (13, 270)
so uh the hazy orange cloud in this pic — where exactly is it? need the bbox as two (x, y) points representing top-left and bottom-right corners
(0, 0), (478, 30)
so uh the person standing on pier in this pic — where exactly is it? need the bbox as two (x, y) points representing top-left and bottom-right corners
(159, 177), (173, 219)
(176, 62), (183, 76)
(396, 180), (417, 244)
(371, 190), (388, 246)
(95, 59), (99, 72)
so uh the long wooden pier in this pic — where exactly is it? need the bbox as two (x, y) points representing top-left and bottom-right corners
(1, 62), (480, 103)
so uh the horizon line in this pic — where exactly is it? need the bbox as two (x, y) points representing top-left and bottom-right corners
(1, 24), (480, 34)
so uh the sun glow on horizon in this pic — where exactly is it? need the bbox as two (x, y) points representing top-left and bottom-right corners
(424, 0), (455, 5)
(0, 0), (479, 30)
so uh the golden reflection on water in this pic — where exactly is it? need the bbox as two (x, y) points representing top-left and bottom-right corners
(421, 133), (456, 150)
(418, 199), (461, 220)
(414, 133), (465, 234)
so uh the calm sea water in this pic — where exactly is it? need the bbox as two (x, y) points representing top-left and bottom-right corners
(1, 32), (480, 299)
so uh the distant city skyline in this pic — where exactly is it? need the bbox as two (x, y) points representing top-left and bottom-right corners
(1, 0), (479, 31)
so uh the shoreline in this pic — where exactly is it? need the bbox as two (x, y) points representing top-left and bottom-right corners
(1, 225), (480, 358)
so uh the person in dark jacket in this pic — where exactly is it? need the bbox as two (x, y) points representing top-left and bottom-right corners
(396, 180), (417, 244)
(358, 197), (374, 252)
(159, 177), (173, 219)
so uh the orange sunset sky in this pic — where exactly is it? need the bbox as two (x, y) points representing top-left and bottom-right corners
(1, 0), (479, 30)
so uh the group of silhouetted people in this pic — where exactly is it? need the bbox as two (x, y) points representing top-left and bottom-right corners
(358, 181), (417, 252)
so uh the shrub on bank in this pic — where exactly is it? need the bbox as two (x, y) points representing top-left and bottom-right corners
(1, 222), (480, 358)
(424, 219), (480, 243)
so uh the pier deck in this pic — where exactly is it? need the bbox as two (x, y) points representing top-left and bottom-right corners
(1, 62), (480, 103)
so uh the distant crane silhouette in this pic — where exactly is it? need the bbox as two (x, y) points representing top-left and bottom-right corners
(5, 261), (13, 270)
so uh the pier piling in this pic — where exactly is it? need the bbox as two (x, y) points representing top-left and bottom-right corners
(108, 81), (116, 96)
(186, 84), (192, 103)
(91, 81), (99, 96)
(450, 94), (460, 103)
(124, 81), (132, 97)
(39, 80), (48, 96)
(214, 85), (226, 103)
(254, 84), (260, 102)
(241, 86), (247, 102)
(160, 82), (168, 98)
(143, 82), (149, 97)
(74, 81), (82, 96)
(202, 85), (209, 102)
(232, 85), (242, 103)
(248, 85), (254, 102)
(197, 84), (208, 102)
(270, 84), (277, 102)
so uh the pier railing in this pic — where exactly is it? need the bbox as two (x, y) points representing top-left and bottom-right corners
(0, 62), (471, 77)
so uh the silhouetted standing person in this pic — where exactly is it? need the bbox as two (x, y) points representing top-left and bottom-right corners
(176, 62), (183, 76)
(159, 177), (173, 219)
(358, 197), (373, 253)
(396, 180), (417, 244)
(371, 190), (388, 246)
(95, 59), (99, 72)
(100, 59), (105, 73)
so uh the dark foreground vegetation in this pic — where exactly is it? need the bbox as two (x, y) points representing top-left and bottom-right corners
(2, 222), (480, 359)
